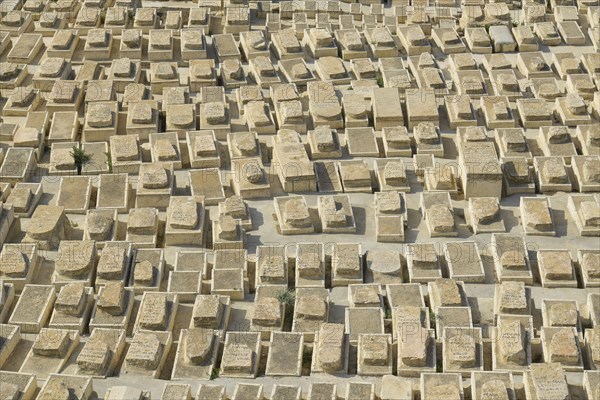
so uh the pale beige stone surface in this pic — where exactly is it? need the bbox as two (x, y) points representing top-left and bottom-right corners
(1, 2), (599, 397)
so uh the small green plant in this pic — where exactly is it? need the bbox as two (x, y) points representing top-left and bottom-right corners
(376, 76), (384, 87)
(105, 151), (112, 173)
(210, 367), (220, 380)
(70, 146), (91, 175)
(385, 308), (393, 319)
(429, 311), (436, 325)
(277, 289), (295, 306)
(71, 221), (79, 228)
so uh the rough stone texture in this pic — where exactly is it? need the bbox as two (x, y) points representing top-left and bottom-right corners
(377, 191), (402, 214)
(0, 382), (20, 400)
(400, 327), (429, 367)
(127, 332), (162, 369)
(500, 250), (527, 270)
(583, 159), (600, 183)
(33, 329), (70, 357)
(481, 380), (508, 400)
(87, 29), (108, 47)
(432, 278), (463, 307)
(185, 328), (213, 364)
(204, 103), (226, 125)
(139, 294), (168, 330)
(542, 158), (568, 183)
(529, 363), (570, 399)
(428, 205), (455, 233)
(122, 30), (141, 47)
(317, 323), (345, 371)
(86, 211), (114, 241)
(429, 384), (460, 399)
(134, 260), (154, 285)
(222, 343), (253, 373)
(192, 295), (224, 329)
(0, 250), (27, 277)
(384, 162), (407, 185)
(37, 378), (72, 400)
(499, 319), (526, 364)
(154, 139), (177, 161)
(284, 198), (311, 227)
(320, 196), (347, 227)
(97, 282), (126, 315)
(472, 198), (500, 224)
(112, 136), (139, 161)
(296, 295), (327, 320)
(168, 105), (193, 128)
(582, 253), (600, 279)
(78, 340), (110, 374)
(1, 3), (599, 396)
(549, 303), (578, 326)
(169, 197), (198, 229)
(447, 333), (476, 368)
(218, 215), (238, 240)
(539, 252), (572, 280)
(252, 297), (281, 327)
(194, 134), (217, 157)
(55, 282), (86, 316)
(55, 241), (95, 279)
(361, 335), (389, 366)
(141, 165), (168, 189)
(523, 200), (553, 231)
(499, 281), (528, 312)
(222, 196), (246, 219)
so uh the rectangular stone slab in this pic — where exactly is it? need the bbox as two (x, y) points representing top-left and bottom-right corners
(8, 285), (55, 333)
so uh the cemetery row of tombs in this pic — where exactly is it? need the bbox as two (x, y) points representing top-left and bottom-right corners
(0, 245), (599, 399)
(1, 182), (599, 398)
(1, 0), (600, 398)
